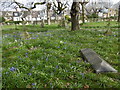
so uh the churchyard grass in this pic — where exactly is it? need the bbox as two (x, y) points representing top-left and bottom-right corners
(2, 22), (120, 88)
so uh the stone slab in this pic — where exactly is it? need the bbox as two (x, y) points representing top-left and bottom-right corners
(80, 48), (118, 73)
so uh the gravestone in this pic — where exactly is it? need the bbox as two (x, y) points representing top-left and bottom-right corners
(80, 48), (118, 73)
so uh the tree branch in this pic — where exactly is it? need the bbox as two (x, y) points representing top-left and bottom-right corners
(13, 0), (46, 11)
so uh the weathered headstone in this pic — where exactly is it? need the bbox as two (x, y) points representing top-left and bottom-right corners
(80, 48), (118, 73)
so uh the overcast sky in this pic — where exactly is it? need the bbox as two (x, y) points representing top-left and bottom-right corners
(0, 0), (120, 11)
(15, 0), (120, 4)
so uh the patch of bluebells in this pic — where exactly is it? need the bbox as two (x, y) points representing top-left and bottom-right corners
(31, 37), (36, 39)
(25, 53), (28, 58)
(10, 67), (17, 72)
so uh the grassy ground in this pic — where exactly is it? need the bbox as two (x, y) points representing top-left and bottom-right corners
(2, 22), (120, 88)
(82, 21), (119, 28)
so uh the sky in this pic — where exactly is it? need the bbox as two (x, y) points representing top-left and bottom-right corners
(15, 0), (120, 4)
(0, 0), (120, 11)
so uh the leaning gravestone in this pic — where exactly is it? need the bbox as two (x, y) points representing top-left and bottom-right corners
(80, 48), (118, 73)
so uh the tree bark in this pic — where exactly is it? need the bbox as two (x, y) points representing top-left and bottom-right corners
(47, 3), (51, 25)
(81, 3), (85, 23)
(70, 2), (80, 31)
(47, 9), (51, 25)
(118, 5), (120, 22)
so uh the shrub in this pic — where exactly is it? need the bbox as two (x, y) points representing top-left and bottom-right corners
(5, 21), (23, 24)
(65, 15), (71, 22)
(0, 17), (5, 23)
(87, 13), (98, 18)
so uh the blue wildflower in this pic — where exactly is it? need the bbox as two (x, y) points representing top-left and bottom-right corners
(10, 67), (17, 71)
(31, 37), (36, 39)
(64, 42), (67, 44)
(46, 57), (48, 61)
(26, 55), (28, 58)
(114, 35), (117, 37)
(80, 73), (84, 78)
(57, 46), (60, 48)
(56, 65), (58, 69)
(32, 66), (35, 69)
(5, 72), (9, 74)
(36, 35), (38, 37)
(32, 83), (36, 86)
(0, 74), (2, 77)
(28, 73), (32, 76)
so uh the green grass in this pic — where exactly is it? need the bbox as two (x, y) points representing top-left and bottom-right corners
(2, 22), (120, 88)
(82, 21), (119, 28)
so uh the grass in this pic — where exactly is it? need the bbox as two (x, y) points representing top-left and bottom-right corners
(2, 22), (120, 88)
(82, 21), (119, 28)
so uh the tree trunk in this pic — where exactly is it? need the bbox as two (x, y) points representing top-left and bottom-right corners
(118, 5), (120, 22)
(81, 3), (85, 23)
(47, 9), (51, 25)
(30, 11), (33, 25)
(55, 15), (57, 23)
(70, 2), (80, 31)
(41, 19), (44, 28)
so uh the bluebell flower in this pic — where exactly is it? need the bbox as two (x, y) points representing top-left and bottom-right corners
(114, 35), (117, 37)
(50, 82), (52, 85)
(64, 42), (67, 44)
(36, 35), (38, 37)
(32, 66), (35, 69)
(32, 83), (36, 86)
(10, 67), (17, 71)
(80, 73), (84, 78)
(28, 73), (32, 76)
(31, 37), (36, 39)
(5, 72), (9, 74)
(56, 65), (58, 69)
(57, 46), (60, 48)
(46, 57), (48, 61)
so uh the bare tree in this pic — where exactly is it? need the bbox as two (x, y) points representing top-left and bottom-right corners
(13, 0), (46, 11)
(53, 0), (68, 15)
(53, 0), (69, 27)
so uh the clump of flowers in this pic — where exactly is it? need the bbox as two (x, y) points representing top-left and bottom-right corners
(10, 67), (17, 72)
